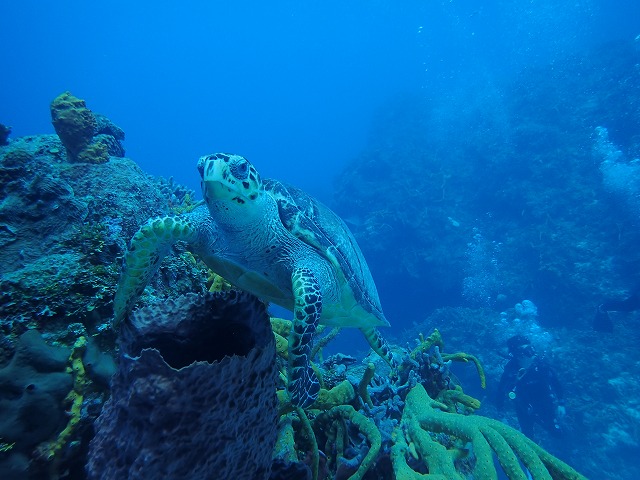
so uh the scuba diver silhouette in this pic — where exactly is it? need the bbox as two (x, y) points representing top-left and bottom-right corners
(496, 335), (565, 440)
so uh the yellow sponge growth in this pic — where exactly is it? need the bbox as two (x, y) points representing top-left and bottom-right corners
(392, 384), (587, 480)
(46, 336), (88, 461)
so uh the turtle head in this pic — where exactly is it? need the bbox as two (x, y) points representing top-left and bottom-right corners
(198, 153), (264, 221)
(198, 153), (263, 203)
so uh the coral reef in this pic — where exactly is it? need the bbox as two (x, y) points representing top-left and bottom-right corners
(88, 291), (278, 479)
(413, 304), (640, 480)
(0, 134), (205, 335)
(324, 41), (640, 479)
(0, 85), (618, 478)
(267, 313), (584, 480)
(0, 127), (229, 477)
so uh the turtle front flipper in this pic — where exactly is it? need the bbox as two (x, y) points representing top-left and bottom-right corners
(287, 267), (322, 408)
(112, 216), (200, 327)
(360, 327), (398, 369)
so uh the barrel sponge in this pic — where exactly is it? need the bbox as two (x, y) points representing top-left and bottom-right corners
(87, 291), (278, 480)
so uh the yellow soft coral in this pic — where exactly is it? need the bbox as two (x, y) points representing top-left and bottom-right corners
(441, 351), (487, 389)
(358, 362), (376, 408)
(278, 380), (355, 415)
(410, 329), (445, 360)
(318, 405), (381, 480)
(436, 385), (481, 413)
(313, 380), (356, 411)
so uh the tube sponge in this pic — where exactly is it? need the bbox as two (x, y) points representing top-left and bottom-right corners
(392, 384), (587, 480)
(87, 291), (278, 479)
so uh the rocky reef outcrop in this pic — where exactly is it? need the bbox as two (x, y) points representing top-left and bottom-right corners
(0, 130), (202, 336)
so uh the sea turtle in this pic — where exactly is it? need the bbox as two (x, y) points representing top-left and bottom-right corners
(113, 153), (396, 408)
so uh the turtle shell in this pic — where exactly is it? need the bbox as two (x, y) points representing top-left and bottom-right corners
(264, 179), (387, 325)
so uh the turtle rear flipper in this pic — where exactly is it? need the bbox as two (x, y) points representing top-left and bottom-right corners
(360, 327), (398, 368)
(112, 214), (203, 327)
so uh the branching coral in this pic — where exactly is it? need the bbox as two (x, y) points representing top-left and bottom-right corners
(410, 329), (445, 360)
(316, 405), (382, 480)
(393, 383), (587, 480)
(436, 385), (481, 414)
(311, 326), (341, 361)
(314, 380), (356, 411)
(441, 351), (486, 389)
(270, 325), (588, 480)
(358, 362), (376, 408)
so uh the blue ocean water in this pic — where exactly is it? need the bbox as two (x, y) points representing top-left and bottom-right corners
(2, 1), (640, 479)
(1, 0), (634, 197)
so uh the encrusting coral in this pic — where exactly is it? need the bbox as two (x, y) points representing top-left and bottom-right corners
(49, 92), (125, 164)
(50, 92), (101, 162)
(42, 336), (88, 467)
(0, 330), (110, 479)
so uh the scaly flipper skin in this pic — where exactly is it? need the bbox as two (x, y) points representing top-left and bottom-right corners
(288, 267), (322, 408)
(360, 327), (398, 369)
(112, 216), (200, 327)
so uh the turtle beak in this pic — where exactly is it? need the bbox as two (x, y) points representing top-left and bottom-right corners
(203, 179), (236, 201)
(199, 153), (261, 208)
(201, 157), (249, 205)
(202, 156), (228, 185)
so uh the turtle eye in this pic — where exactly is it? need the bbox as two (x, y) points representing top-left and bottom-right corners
(230, 160), (249, 180)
